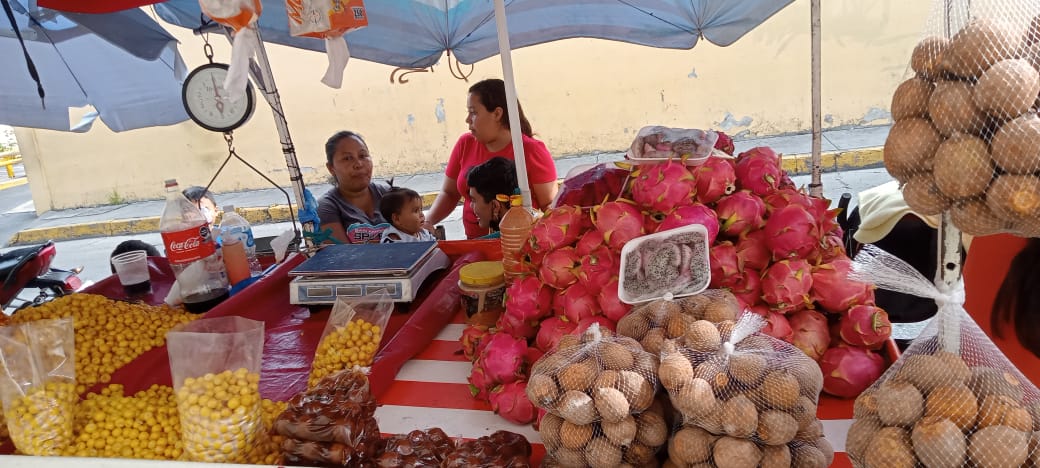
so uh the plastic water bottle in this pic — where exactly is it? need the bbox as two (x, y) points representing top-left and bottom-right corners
(159, 179), (229, 313)
(219, 205), (262, 277)
(498, 194), (534, 283)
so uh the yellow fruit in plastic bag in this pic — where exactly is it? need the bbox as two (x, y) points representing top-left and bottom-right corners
(175, 368), (262, 463)
(309, 318), (381, 387)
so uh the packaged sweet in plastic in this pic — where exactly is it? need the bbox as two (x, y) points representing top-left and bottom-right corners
(618, 224), (711, 304)
(628, 126), (720, 165)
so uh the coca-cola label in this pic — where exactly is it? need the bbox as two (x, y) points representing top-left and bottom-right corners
(161, 224), (216, 264)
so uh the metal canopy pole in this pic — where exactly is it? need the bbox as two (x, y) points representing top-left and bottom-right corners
(809, 0), (823, 199)
(493, 0), (532, 209)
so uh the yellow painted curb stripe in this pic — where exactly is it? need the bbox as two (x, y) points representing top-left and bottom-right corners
(9, 147), (885, 245)
(0, 178), (27, 191)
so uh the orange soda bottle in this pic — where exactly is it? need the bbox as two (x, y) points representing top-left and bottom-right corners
(498, 194), (534, 283)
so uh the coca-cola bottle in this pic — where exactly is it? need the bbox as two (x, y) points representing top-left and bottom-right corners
(159, 179), (229, 313)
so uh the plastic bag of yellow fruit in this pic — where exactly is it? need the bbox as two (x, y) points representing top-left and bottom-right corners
(309, 291), (393, 387)
(166, 316), (265, 463)
(0, 317), (77, 455)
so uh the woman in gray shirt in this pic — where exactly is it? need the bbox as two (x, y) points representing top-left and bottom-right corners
(317, 131), (392, 243)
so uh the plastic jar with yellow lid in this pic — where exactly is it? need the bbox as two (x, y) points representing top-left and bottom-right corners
(458, 261), (506, 323)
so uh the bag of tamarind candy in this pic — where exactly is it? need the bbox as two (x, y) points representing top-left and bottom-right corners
(883, 0), (1040, 237)
(527, 324), (670, 467)
(846, 246), (1040, 468)
(658, 312), (834, 468)
(274, 367), (383, 466)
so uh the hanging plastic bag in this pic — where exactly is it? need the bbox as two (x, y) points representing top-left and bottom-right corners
(167, 316), (265, 463)
(883, 0), (1040, 237)
(0, 318), (77, 455)
(309, 291), (393, 387)
(199, 0), (262, 102)
(274, 368), (382, 466)
(658, 313), (833, 467)
(286, 0), (368, 88)
(845, 245), (1040, 468)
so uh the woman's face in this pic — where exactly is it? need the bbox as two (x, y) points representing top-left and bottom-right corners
(469, 188), (501, 230)
(327, 135), (373, 191)
(466, 93), (503, 144)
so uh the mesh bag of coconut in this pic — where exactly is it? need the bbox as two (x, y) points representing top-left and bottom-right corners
(526, 324), (665, 466)
(845, 245), (1040, 468)
(616, 289), (743, 356)
(658, 313), (834, 468)
(885, 0), (1040, 237)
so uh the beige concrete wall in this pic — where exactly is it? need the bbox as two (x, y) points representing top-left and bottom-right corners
(15, 0), (927, 212)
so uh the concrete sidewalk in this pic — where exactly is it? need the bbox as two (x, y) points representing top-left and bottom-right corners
(8, 124), (890, 245)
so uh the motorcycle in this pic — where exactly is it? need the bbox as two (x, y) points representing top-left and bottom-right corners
(1, 241), (83, 312)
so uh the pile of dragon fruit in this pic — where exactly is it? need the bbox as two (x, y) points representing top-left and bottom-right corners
(461, 142), (891, 427)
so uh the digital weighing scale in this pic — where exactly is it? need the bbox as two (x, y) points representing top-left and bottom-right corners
(288, 241), (451, 305)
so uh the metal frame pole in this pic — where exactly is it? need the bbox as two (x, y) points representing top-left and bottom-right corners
(809, 0), (823, 198)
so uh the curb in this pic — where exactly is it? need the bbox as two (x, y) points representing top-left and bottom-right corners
(8, 148), (885, 246)
(0, 178), (27, 191)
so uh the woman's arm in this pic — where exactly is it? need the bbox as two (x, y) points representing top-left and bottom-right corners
(424, 176), (462, 229)
(531, 181), (558, 211)
(322, 222), (349, 244)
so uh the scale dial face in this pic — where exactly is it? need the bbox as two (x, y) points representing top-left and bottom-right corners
(181, 63), (256, 133)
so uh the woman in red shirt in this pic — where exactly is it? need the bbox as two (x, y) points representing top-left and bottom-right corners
(424, 79), (558, 239)
(962, 233), (1040, 385)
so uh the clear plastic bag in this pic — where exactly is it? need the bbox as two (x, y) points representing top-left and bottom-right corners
(885, 1), (1040, 236)
(657, 313), (831, 467)
(627, 126), (719, 164)
(376, 427), (455, 467)
(846, 245), (1040, 468)
(442, 430), (533, 468)
(274, 368), (382, 466)
(0, 318), (76, 455)
(166, 316), (265, 463)
(286, 0), (367, 38)
(551, 162), (632, 209)
(540, 396), (669, 468)
(618, 224), (711, 304)
(309, 291), (393, 387)
(616, 289), (742, 356)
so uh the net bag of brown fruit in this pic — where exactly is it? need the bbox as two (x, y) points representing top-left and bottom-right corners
(846, 245), (1040, 468)
(166, 316), (265, 463)
(658, 313), (834, 468)
(527, 324), (668, 467)
(0, 318), (76, 456)
(274, 367), (382, 467)
(309, 291), (393, 387)
(616, 289), (742, 356)
(884, 0), (1040, 236)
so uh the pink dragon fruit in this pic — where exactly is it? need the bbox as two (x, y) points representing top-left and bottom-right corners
(575, 228), (606, 256)
(525, 205), (584, 262)
(750, 305), (793, 342)
(810, 197), (844, 237)
(761, 259), (814, 313)
(593, 199), (645, 251)
(809, 234), (847, 266)
(477, 333), (528, 384)
(505, 275), (555, 322)
(630, 161), (697, 213)
(691, 157), (737, 205)
(819, 345), (887, 398)
(764, 204), (822, 260)
(598, 277), (632, 322)
(490, 381), (538, 425)
(537, 247), (581, 289)
(535, 316), (577, 352)
(715, 191), (766, 238)
(555, 283), (600, 323)
(810, 258), (875, 312)
(734, 147), (783, 196)
(656, 203), (721, 245)
(727, 268), (762, 309)
(525, 347), (544, 366)
(734, 229), (770, 272)
(468, 364), (494, 400)
(839, 305), (892, 350)
(460, 324), (490, 362)
(575, 316), (617, 335)
(496, 312), (539, 340)
(578, 246), (619, 294)
(762, 187), (813, 216)
(788, 309), (830, 362)
(709, 241), (741, 288)
(714, 131), (735, 155)
(644, 212), (664, 235)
